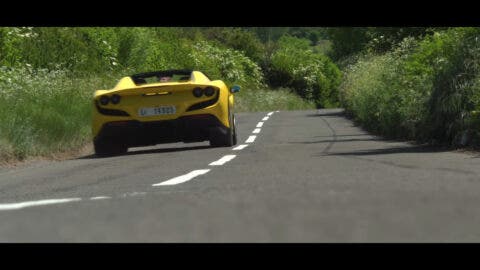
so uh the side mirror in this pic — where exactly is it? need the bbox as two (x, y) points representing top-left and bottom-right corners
(230, 85), (241, 93)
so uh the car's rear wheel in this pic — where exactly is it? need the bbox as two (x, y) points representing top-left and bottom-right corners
(209, 114), (237, 147)
(232, 114), (237, 145)
(94, 139), (128, 156)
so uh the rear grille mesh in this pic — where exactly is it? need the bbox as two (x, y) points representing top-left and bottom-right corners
(186, 92), (219, 111)
(95, 101), (130, 116)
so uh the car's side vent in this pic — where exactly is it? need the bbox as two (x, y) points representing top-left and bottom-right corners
(186, 92), (220, 111)
(95, 101), (130, 116)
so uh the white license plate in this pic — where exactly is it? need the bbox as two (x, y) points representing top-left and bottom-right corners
(138, 106), (176, 116)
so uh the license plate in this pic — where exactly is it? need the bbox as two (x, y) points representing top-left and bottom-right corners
(138, 106), (176, 116)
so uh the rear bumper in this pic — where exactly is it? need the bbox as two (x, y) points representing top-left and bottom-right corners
(94, 114), (228, 147)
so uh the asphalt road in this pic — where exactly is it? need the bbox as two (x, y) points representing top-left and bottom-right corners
(1, 109), (480, 242)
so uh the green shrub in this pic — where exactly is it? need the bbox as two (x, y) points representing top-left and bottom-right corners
(267, 36), (342, 107)
(340, 27), (480, 146)
(0, 66), (119, 160)
(235, 87), (315, 112)
(190, 41), (265, 88)
(0, 27), (322, 161)
(339, 52), (404, 136)
(202, 28), (265, 63)
(423, 29), (477, 139)
(0, 27), (25, 67)
(116, 28), (191, 73)
(98, 28), (265, 88)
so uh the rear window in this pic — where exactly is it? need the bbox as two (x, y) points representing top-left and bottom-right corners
(131, 70), (192, 85)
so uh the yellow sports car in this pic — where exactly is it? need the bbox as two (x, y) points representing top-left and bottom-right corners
(92, 70), (240, 156)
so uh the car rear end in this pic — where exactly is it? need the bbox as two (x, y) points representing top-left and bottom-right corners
(92, 81), (230, 154)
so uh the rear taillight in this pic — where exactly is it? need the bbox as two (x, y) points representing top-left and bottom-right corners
(99, 95), (109, 105)
(111, 94), (121, 104)
(193, 87), (203, 97)
(204, 87), (215, 97)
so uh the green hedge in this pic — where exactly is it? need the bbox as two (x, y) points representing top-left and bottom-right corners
(266, 36), (342, 108)
(0, 27), (323, 161)
(340, 27), (480, 146)
(0, 67), (120, 160)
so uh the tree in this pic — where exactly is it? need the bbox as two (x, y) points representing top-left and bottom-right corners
(326, 27), (369, 61)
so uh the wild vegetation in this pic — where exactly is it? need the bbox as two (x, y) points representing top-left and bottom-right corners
(337, 27), (480, 147)
(0, 27), (329, 161)
(2, 26), (480, 162)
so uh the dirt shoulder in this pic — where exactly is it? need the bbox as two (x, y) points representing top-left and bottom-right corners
(0, 143), (94, 170)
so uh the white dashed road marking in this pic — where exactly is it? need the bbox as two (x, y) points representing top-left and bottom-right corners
(121, 192), (147, 198)
(209, 155), (237, 166)
(89, 196), (111, 200)
(2, 112), (279, 209)
(233, 144), (248, 150)
(153, 169), (211, 186)
(0, 198), (82, 211)
(245, 135), (257, 143)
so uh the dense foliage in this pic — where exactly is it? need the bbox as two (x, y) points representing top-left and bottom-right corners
(0, 27), (330, 161)
(5, 26), (476, 161)
(339, 27), (480, 147)
(266, 36), (342, 107)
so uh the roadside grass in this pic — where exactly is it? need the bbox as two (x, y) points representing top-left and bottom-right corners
(235, 87), (316, 112)
(0, 70), (314, 163)
(0, 67), (120, 162)
(339, 28), (480, 147)
(0, 27), (337, 163)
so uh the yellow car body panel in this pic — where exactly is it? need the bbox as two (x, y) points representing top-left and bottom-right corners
(92, 71), (234, 139)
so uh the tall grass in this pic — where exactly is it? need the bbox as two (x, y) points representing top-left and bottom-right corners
(0, 66), (120, 161)
(339, 27), (480, 146)
(0, 27), (335, 162)
(266, 36), (342, 108)
(0, 69), (313, 162)
(235, 87), (315, 112)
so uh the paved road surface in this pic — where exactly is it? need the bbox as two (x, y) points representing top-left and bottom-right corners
(1, 109), (480, 242)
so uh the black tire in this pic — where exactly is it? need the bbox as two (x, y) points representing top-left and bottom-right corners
(232, 114), (237, 145)
(94, 139), (128, 156)
(209, 114), (236, 147)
